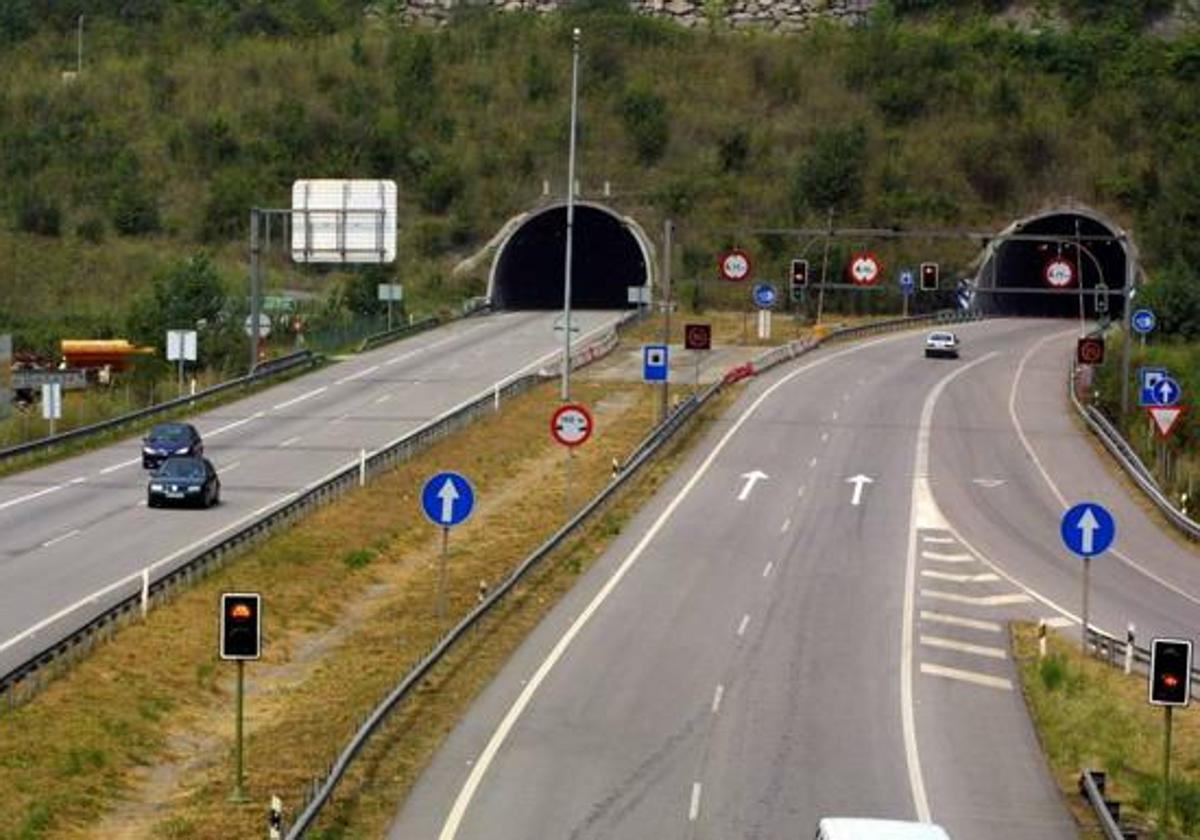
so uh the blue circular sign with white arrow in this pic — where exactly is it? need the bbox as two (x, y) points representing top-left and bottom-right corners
(1131, 308), (1156, 335)
(422, 471), (475, 528)
(1060, 502), (1115, 558)
(752, 283), (777, 309)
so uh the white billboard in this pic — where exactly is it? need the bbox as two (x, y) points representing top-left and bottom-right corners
(291, 179), (397, 264)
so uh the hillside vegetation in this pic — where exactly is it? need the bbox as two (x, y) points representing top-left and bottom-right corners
(2, 0), (1200, 366)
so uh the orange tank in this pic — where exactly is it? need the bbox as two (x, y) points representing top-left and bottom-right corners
(60, 340), (156, 370)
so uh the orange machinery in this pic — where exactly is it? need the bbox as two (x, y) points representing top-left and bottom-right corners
(60, 340), (156, 371)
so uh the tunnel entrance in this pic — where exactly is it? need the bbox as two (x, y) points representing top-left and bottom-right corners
(975, 207), (1133, 319)
(488, 202), (652, 309)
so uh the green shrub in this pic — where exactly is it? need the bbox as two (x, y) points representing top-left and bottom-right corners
(790, 124), (868, 215)
(13, 190), (61, 236)
(342, 549), (374, 570)
(619, 87), (669, 165)
(1039, 653), (1067, 692)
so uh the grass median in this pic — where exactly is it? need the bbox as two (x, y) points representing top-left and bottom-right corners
(0, 368), (741, 840)
(1014, 623), (1200, 839)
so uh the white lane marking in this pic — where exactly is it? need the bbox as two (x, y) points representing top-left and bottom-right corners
(69, 477), (86, 485)
(711, 684), (724, 714)
(737, 614), (750, 636)
(219, 461), (242, 474)
(207, 411), (265, 437)
(432, 332), (914, 840)
(41, 529), (81, 548)
(902, 351), (998, 823)
(920, 589), (1032, 607)
(278, 436), (301, 448)
(336, 364), (379, 385)
(272, 386), (327, 411)
(920, 662), (1013, 691)
(0, 493), (299, 657)
(762, 561), (774, 578)
(820, 431), (829, 443)
(1009, 332), (1200, 609)
(920, 635), (1007, 659)
(796, 486), (806, 498)
(921, 535), (955, 544)
(921, 550), (974, 563)
(0, 485), (64, 512)
(689, 782), (702, 822)
(1043, 616), (1075, 628)
(808, 457), (817, 468)
(780, 518), (791, 533)
(382, 322), (494, 367)
(920, 570), (1000, 584)
(920, 611), (1002, 633)
(100, 458), (140, 474)
(831, 411), (839, 421)
(375, 394), (392, 404)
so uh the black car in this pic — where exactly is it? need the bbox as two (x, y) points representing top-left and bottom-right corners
(142, 422), (204, 469)
(147, 456), (221, 508)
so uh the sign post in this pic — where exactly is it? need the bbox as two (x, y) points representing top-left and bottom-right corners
(41, 381), (62, 436)
(684, 323), (711, 390)
(1132, 308), (1156, 349)
(421, 472), (475, 626)
(551, 403), (593, 516)
(753, 284), (776, 340)
(377, 283), (403, 331)
(899, 269), (915, 317)
(643, 344), (669, 422)
(1060, 502), (1116, 652)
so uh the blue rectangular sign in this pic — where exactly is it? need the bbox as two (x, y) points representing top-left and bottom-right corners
(1139, 367), (1168, 407)
(643, 344), (669, 382)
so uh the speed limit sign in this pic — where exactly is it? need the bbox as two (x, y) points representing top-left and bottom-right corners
(718, 249), (752, 282)
(551, 403), (593, 448)
(1044, 258), (1075, 288)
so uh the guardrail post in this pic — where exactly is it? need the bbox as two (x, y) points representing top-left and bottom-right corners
(1125, 624), (1135, 675)
(359, 449), (366, 487)
(141, 568), (150, 619)
(1038, 619), (1047, 659)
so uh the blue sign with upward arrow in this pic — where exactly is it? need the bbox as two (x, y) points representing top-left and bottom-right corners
(1060, 502), (1115, 558)
(422, 471), (475, 527)
(1151, 375), (1182, 406)
(1132, 309), (1156, 335)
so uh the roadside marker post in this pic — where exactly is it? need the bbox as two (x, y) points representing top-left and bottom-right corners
(1060, 502), (1116, 652)
(421, 472), (476, 625)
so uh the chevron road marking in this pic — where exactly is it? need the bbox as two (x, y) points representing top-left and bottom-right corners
(920, 662), (1013, 691)
(921, 589), (1033, 607)
(919, 611), (1002, 633)
(920, 570), (1000, 583)
(920, 635), (1008, 659)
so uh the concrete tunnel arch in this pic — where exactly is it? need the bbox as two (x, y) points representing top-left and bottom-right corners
(973, 205), (1138, 319)
(487, 202), (654, 309)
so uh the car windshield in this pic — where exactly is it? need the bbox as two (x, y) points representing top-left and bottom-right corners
(157, 459), (203, 479)
(929, 333), (954, 342)
(151, 424), (191, 443)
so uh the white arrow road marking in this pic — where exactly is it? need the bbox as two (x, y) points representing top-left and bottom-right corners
(920, 635), (1007, 659)
(1075, 507), (1099, 555)
(846, 474), (874, 506)
(920, 663), (1012, 691)
(737, 470), (768, 501)
(437, 478), (460, 523)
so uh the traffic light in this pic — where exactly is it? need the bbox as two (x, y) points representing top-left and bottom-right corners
(1149, 638), (1192, 706)
(220, 593), (262, 660)
(920, 262), (939, 291)
(790, 259), (809, 302)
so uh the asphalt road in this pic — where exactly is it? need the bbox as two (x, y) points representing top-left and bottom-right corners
(390, 318), (1199, 840)
(0, 310), (623, 680)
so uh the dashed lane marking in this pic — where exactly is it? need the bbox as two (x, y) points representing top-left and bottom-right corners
(920, 570), (1000, 584)
(272, 387), (327, 411)
(920, 635), (1007, 659)
(335, 364), (379, 385)
(100, 458), (140, 474)
(0, 485), (63, 512)
(920, 662), (1013, 691)
(920, 611), (1002, 633)
(689, 782), (702, 822)
(711, 684), (724, 714)
(780, 519), (790, 533)
(762, 561), (774, 578)
(737, 614), (750, 636)
(921, 589), (1033, 607)
(278, 436), (301, 448)
(41, 529), (81, 548)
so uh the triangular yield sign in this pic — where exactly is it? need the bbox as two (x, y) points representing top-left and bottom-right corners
(1148, 405), (1186, 438)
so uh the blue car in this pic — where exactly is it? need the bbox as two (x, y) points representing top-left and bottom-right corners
(147, 455), (221, 509)
(141, 422), (204, 470)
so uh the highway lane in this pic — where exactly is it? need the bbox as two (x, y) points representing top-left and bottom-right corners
(389, 319), (1080, 840)
(0, 310), (623, 679)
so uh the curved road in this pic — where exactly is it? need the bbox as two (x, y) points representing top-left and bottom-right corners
(0, 310), (623, 680)
(389, 318), (1199, 840)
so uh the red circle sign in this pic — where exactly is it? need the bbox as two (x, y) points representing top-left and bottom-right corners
(551, 403), (593, 447)
(718, 249), (753, 282)
(1044, 258), (1075, 288)
(848, 252), (882, 286)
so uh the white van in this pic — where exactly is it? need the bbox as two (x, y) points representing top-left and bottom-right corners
(815, 817), (952, 840)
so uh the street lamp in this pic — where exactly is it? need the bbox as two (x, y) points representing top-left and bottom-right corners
(560, 27), (581, 403)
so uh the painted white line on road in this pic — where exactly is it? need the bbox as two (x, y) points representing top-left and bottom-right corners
(432, 332), (915, 840)
(920, 662), (1013, 691)
(278, 436), (301, 448)
(820, 431), (829, 443)
(796, 486), (805, 498)
(780, 518), (790, 533)
(219, 461), (242, 474)
(921, 535), (955, 544)
(336, 364), (379, 385)
(920, 570), (1000, 584)
(1043, 616), (1075, 628)
(100, 458), (140, 474)
(69, 477), (87, 485)
(921, 589), (1032, 607)
(272, 387), (327, 411)
(831, 411), (839, 421)
(920, 635), (1007, 659)
(689, 782), (702, 822)
(207, 411), (265, 436)
(737, 614), (750, 636)
(41, 529), (81, 548)
(375, 394), (392, 404)
(808, 457), (818, 468)
(763, 561), (774, 578)
(920, 611), (1002, 633)
(0, 484), (64, 512)
(921, 550), (974, 563)
(711, 684), (724, 714)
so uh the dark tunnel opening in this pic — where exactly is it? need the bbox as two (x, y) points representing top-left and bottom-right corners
(979, 213), (1128, 319)
(491, 204), (649, 309)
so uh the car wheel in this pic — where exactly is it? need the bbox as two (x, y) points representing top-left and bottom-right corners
(147, 495), (158, 509)
(211, 483), (220, 508)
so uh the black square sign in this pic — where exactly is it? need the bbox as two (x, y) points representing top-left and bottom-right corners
(685, 323), (712, 351)
(1076, 336), (1105, 366)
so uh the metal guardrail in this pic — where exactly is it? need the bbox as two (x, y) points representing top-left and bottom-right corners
(1067, 360), (1200, 541)
(0, 349), (321, 464)
(1079, 769), (1133, 840)
(356, 315), (440, 353)
(283, 309), (976, 836)
(1084, 626), (1200, 688)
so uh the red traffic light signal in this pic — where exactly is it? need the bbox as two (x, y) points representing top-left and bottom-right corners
(1076, 336), (1105, 365)
(1150, 638), (1192, 706)
(220, 592), (262, 661)
(920, 262), (939, 291)
(791, 259), (809, 288)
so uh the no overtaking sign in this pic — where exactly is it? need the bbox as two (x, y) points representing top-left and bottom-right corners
(551, 403), (593, 447)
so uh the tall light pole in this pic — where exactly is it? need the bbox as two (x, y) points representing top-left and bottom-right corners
(560, 27), (581, 403)
(77, 15), (83, 75)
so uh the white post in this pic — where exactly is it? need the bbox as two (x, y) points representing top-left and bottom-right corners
(1038, 619), (1047, 660)
(140, 568), (150, 619)
(190, 377), (197, 397)
(494, 383), (501, 411)
(359, 448), (366, 486)
(1125, 623), (1136, 675)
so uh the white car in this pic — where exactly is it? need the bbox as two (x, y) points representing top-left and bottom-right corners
(815, 817), (953, 840)
(924, 331), (960, 359)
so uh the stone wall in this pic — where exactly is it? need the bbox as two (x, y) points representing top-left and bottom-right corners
(399, 0), (876, 32)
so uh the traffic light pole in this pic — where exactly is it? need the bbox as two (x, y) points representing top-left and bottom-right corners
(231, 659), (249, 803)
(1163, 705), (1173, 833)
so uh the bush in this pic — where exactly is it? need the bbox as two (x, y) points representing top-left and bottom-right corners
(1039, 654), (1067, 692)
(13, 189), (61, 236)
(790, 124), (868, 216)
(111, 182), (161, 236)
(619, 87), (669, 165)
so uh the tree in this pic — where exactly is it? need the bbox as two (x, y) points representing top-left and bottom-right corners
(790, 124), (868, 217)
(127, 253), (229, 360)
(1140, 263), (1200, 340)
